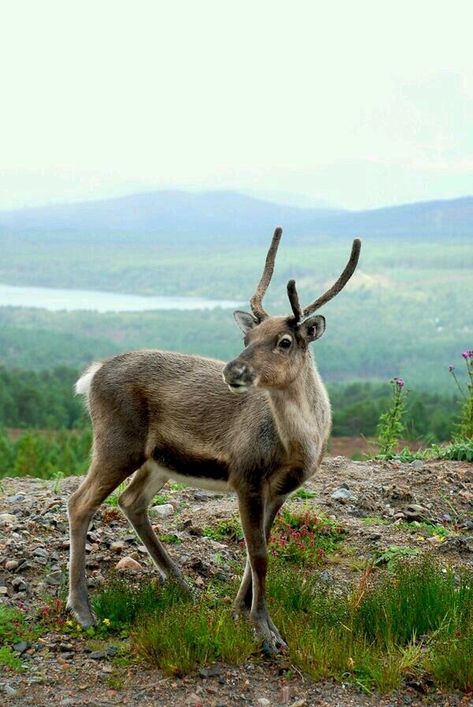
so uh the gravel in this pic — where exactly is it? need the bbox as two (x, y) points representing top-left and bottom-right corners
(1, 456), (472, 706)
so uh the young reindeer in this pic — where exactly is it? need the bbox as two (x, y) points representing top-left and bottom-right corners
(67, 228), (361, 653)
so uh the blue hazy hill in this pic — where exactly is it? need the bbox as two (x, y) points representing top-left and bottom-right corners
(1, 190), (472, 241)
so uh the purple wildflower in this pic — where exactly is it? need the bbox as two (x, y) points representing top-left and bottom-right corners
(392, 377), (405, 389)
(461, 350), (473, 359)
(448, 365), (455, 372)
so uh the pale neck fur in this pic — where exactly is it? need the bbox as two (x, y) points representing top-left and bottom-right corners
(265, 352), (331, 469)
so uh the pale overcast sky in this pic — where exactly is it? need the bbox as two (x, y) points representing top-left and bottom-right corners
(1, 0), (472, 210)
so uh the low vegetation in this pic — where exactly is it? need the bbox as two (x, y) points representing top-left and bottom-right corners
(9, 556), (467, 693)
(375, 350), (473, 461)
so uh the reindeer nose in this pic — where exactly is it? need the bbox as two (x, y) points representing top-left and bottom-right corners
(223, 359), (257, 392)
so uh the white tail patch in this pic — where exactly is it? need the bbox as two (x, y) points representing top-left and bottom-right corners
(75, 362), (103, 396)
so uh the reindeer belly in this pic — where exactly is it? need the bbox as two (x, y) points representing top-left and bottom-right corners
(151, 444), (231, 492)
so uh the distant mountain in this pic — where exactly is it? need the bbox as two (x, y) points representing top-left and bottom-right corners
(0, 190), (472, 240)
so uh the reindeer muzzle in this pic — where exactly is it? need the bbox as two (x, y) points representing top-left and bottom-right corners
(222, 360), (257, 394)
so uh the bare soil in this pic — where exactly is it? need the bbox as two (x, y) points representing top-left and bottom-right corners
(1, 456), (472, 706)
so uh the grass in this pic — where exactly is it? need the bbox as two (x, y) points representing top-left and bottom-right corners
(202, 515), (243, 542)
(66, 555), (473, 693)
(270, 557), (473, 692)
(394, 520), (453, 540)
(372, 545), (420, 569)
(0, 604), (41, 645)
(152, 494), (170, 506)
(4, 513), (470, 693)
(132, 604), (255, 675)
(0, 645), (25, 672)
(92, 575), (185, 630)
(161, 532), (182, 544)
(386, 439), (473, 463)
(291, 487), (317, 500)
(361, 516), (389, 526)
(0, 604), (44, 673)
(89, 496), (473, 692)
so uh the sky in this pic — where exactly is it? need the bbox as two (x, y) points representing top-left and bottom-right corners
(0, 0), (472, 210)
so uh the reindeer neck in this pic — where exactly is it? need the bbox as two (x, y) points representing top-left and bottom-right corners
(265, 353), (330, 467)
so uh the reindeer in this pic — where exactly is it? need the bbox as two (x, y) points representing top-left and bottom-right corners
(67, 228), (361, 654)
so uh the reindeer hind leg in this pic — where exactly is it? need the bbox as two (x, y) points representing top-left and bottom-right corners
(67, 453), (139, 627)
(118, 461), (190, 592)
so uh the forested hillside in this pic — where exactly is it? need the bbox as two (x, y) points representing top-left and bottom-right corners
(0, 366), (461, 442)
(0, 235), (470, 393)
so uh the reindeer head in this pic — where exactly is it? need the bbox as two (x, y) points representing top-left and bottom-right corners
(223, 228), (361, 393)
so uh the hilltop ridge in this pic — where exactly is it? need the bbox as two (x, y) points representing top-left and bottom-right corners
(1, 190), (472, 240)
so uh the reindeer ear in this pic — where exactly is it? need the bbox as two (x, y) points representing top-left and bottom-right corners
(300, 315), (326, 342)
(233, 311), (258, 334)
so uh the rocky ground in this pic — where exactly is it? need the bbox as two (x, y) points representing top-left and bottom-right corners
(1, 456), (472, 707)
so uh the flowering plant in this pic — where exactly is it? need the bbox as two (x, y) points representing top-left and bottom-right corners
(448, 350), (473, 440)
(376, 377), (408, 458)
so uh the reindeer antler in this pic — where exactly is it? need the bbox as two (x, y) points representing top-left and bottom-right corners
(287, 279), (302, 322)
(286, 239), (361, 322)
(250, 227), (283, 321)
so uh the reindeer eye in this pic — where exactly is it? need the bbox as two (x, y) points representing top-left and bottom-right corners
(278, 336), (292, 349)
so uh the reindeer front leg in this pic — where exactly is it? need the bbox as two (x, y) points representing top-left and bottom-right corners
(237, 488), (286, 655)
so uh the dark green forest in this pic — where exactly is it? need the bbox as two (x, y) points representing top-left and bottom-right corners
(0, 365), (460, 439)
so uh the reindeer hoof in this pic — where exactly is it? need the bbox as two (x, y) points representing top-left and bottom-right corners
(252, 615), (288, 656)
(261, 633), (288, 657)
(66, 598), (96, 628)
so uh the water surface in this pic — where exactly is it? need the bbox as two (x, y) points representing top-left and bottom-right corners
(0, 283), (241, 313)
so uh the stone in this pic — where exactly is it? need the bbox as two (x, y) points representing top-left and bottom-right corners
(90, 649), (107, 660)
(3, 684), (17, 697)
(33, 547), (49, 559)
(410, 459), (424, 470)
(193, 491), (212, 502)
(13, 640), (31, 654)
(58, 643), (74, 652)
(403, 504), (428, 521)
(0, 513), (17, 525)
(151, 503), (174, 518)
(199, 665), (222, 678)
(331, 487), (356, 502)
(45, 570), (63, 586)
(256, 699), (271, 707)
(115, 556), (143, 571)
(5, 559), (19, 571)
(6, 494), (25, 503)
(439, 536), (473, 554)
(12, 577), (28, 592)
(280, 685), (291, 703)
(110, 541), (126, 552)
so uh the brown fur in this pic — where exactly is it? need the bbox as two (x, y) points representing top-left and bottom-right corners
(67, 233), (359, 654)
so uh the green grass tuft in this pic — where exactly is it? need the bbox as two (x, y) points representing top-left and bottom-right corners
(0, 645), (25, 672)
(92, 576), (186, 630)
(202, 516), (243, 542)
(291, 487), (317, 500)
(132, 603), (255, 675)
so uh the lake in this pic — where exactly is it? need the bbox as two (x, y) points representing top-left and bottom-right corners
(0, 283), (242, 313)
